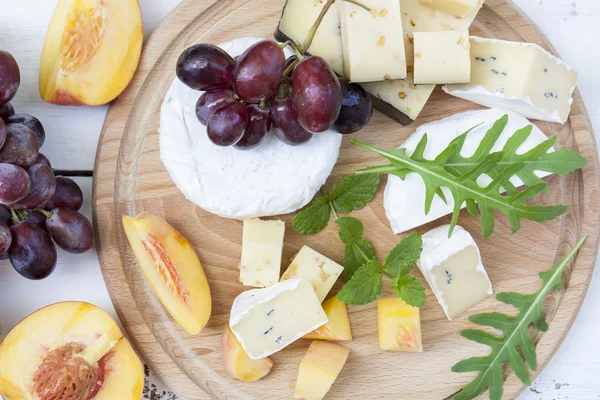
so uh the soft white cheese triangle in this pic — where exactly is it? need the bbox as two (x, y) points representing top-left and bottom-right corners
(159, 38), (342, 219)
(418, 224), (492, 320)
(383, 108), (554, 234)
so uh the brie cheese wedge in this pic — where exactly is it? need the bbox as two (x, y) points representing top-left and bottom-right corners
(418, 224), (492, 320)
(383, 108), (554, 234)
(159, 38), (342, 220)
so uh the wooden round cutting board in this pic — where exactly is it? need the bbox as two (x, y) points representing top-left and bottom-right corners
(93, 0), (600, 399)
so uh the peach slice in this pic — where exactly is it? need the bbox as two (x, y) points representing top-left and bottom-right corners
(377, 297), (423, 352)
(303, 297), (352, 341)
(0, 302), (143, 400)
(122, 214), (212, 335)
(221, 324), (273, 382)
(294, 341), (350, 400)
(39, 0), (143, 106)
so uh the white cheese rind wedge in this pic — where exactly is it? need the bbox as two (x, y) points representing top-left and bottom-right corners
(339, 0), (407, 82)
(240, 218), (285, 288)
(229, 278), (328, 360)
(418, 0), (479, 18)
(413, 30), (471, 84)
(418, 225), (492, 320)
(383, 108), (554, 234)
(444, 37), (578, 124)
(274, 0), (344, 75)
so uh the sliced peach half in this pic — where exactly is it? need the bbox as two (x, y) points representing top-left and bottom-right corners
(303, 296), (352, 341)
(222, 324), (273, 382)
(122, 214), (212, 335)
(39, 0), (143, 106)
(294, 341), (350, 400)
(0, 302), (143, 400)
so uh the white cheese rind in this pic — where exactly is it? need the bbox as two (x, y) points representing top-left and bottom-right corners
(443, 37), (578, 124)
(413, 30), (471, 84)
(229, 278), (328, 360)
(280, 246), (344, 302)
(339, 0), (407, 82)
(418, 0), (479, 18)
(159, 38), (342, 220)
(383, 108), (554, 234)
(240, 219), (285, 288)
(418, 224), (492, 320)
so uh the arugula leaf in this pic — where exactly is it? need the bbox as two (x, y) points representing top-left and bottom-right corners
(392, 275), (426, 308)
(451, 236), (586, 400)
(330, 174), (380, 213)
(351, 117), (586, 238)
(337, 261), (383, 305)
(292, 197), (330, 235)
(383, 232), (422, 277)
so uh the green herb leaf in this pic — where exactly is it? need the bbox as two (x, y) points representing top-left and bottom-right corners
(292, 197), (331, 235)
(336, 217), (376, 280)
(383, 232), (422, 277)
(330, 173), (380, 213)
(392, 274), (426, 307)
(337, 261), (383, 305)
(451, 236), (586, 400)
(336, 216), (364, 244)
(351, 116), (587, 238)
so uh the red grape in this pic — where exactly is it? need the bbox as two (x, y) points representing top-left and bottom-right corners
(334, 79), (373, 134)
(0, 118), (6, 149)
(46, 177), (83, 211)
(206, 102), (247, 146)
(25, 210), (47, 232)
(11, 165), (56, 209)
(0, 102), (14, 120)
(195, 88), (236, 125)
(0, 205), (11, 225)
(176, 44), (234, 91)
(292, 56), (342, 133)
(232, 40), (285, 103)
(7, 114), (45, 147)
(46, 207), (94, 254)
(0, 51), (20, 106)
(0, 222), (11, 255)
(0, 123), (39, 166)
(9, 221), (57, 279)
(31, 153), (51, 169)
(0, 163), (30, 204)
(271, 95), (312, 145)
(235, 104), (270, 150)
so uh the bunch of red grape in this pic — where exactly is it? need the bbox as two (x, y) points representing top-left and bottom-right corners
(176, 39), (372, 148)
(0, 50), (94, 280)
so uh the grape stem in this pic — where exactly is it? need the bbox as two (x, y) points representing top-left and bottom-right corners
(279, 40), (291, 49)
(10, 208), (20, 225)
(39, 209), (53, 219)
(282, 58), (299, 79)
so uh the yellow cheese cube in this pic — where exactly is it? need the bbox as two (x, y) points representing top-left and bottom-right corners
(303, 297), (352, 341)
(377, 297), (423, 352)
(240, 218), (285, 288)
(294, 341), (350, 400)
(418, 0), (479, 18)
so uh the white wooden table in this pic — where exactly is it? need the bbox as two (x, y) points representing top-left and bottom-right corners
(1, 0), (599, 399)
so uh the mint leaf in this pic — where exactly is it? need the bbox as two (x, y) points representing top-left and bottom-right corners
(337, 261), (383, 305)
(383, 232), (422, 277)
(336, 217), (376, 280)
(330, 173), (380, 213)
(392, 275), (426, 307)
(292, 197), (331, 235)
(342, 245), (365, 281)
(336, 216), (363, 244)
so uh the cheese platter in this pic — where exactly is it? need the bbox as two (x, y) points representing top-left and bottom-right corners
(93, 0), (600, 399)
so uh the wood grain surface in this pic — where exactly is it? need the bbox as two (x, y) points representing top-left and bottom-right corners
(92, 0), (600, 399)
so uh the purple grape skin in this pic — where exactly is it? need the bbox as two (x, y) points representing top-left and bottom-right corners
(0, 118), (6, 149)
(46, 207), (94, 254)
(235, 104), (270, 150)
(25, 210), (47, 232)
(0, 205), (11, 225)
(10, 165), (56, 210)
(7, 114), (45, 147)
(206, 102), (248, 146)
(0, 103), (15, 121)
(0, 123), (39, 167)
(195, 89), (236, 125)
(9, 221), (57, 280)
(0, 51), (20, 106)
(176, 44), (234, 91)
(0, 222), (11, 255)
(292, 56), (342, 133)
(232, 40), (285, 103)
(30, 153), (51, 169)
(0, 163), (30, 204)
(46, 177), (83, 211)
(334, 79), (373, 134)
(270, 96), (312, 145)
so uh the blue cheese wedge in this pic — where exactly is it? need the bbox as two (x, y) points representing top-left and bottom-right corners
(444, 37), (578, 124)
(339, 0), (407, 82)
(413, 30), (471, 84)
(240, 218), (285, 288)
(280, 246), (344, 303)
(383, 108), (554, 233)
(418, 0), (480, 18)
(229, 278), (328, 360)
(418, 225), (492, 320)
